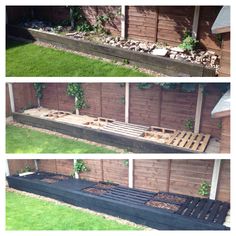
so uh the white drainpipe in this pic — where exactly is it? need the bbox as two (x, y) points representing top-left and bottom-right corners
(73, 159), (79, 179)
(5, 160), (10, 176)
(125, 82), (130, 123)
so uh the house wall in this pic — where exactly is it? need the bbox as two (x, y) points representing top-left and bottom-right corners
(220, 116), (230, 153)
(219, 33), (230, 77)
(8, 83), (223, 139)
(8, 159), (230, 202)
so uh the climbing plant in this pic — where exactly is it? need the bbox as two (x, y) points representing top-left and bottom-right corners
(67, 83), (87, 110)
(33, 83), (45, 107)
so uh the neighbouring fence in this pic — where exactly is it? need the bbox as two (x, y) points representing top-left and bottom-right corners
(6, 83), (223, 139)
(7, 159), (230, 202)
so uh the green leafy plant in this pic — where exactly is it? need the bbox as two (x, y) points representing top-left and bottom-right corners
(21, 165), (32, 173)
(74, 160), (89, 173)
(198, 181), (211, 196)
(122, 58), (129, 65)
(184, 118), (195, 131)
(123, 160), (129, 167)
(33, 83), (45, 107)
(67, 83), (87, 110)
(217, 120), (222, 129)
(179, 31), (198, 52)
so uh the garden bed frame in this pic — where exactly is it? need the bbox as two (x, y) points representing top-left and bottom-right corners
(7, 172), (229, 230)
(6, 24), (216, 77)
(12, 112), (198, 153)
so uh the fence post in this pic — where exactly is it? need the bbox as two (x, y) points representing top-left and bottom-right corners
(5, 160), (10, 176)
(210, 159), (221, 200)
(125, 82), (130, 123)
(129, 159), (133, 188)
(194, 84), (204, 134)
(73, 159), (79, 179)
(34, 160), (38, 171)
(192, 6), (200, 39)
(8, 83), (15, 113)
(121, 5), (126, 39)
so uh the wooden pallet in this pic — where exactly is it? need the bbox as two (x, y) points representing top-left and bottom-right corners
(102, 121), (149, 138)
(167, 131), (211, 153)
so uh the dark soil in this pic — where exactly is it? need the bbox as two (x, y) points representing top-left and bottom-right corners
(52, 175), (69, 180)
(83, 187), (108, 195)
(154, 193), (187, 204)
(95, 183), (116, 189)
(146, 200), (180, 211)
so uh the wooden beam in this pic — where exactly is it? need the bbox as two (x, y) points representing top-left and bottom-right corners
(125, 82), (130, 123)
(210, 159), (221, 200)
(194, 84), (204, 134)
(5, 160), (10, 176)
(192, 6), (200, 39)
(8, 83), (15, 113)
(121, 5), (126, 39)
(129, 159), (133, 188)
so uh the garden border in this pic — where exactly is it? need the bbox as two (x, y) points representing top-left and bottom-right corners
(12, 112), (194, 153)
(6, 174), (229, 230)
(6, 24), (216, 77)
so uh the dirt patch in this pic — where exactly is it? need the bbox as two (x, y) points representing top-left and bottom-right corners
(95, 183), (116, 189)
(83, 187), (108, 195)
(146, 200), (180, 212)
(52, 175), (69, 181)
(153, 193), (187, 204)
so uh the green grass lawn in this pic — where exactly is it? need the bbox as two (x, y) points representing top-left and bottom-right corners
(6, 191), (141, 230)
(6, 40), (149, 77)
(6, 125), (117, 153)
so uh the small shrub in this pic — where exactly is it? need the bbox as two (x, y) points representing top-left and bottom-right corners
(179, 31), (198, 52)
(74, 160), (89, 173)
(184, 118), (195, 131)
(123, 160), (129, 167)
(198, 181), (211, 196)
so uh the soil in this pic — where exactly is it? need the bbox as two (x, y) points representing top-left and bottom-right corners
(153, 193), (187, 204)
(95, 183), (116, 189)
(146, 200), (180, 212)
(83, 187), (108, 195)
(41, 178), (58, 184)
(52, 175), (69, 180)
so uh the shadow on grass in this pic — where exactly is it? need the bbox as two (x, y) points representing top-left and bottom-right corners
(6, 39), (32, 50)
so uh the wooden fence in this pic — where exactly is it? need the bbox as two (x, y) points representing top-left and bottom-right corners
(7, 159), (230, 202)
(6, 83), (223, 139)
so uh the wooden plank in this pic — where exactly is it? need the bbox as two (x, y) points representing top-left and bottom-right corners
(166, 131), (180, 145)
(198, 200), (214, 220)
(215, 203), (230, 224)
(207, 201), (221, 222)
(191, 199), (207, 218)
(191, 134), (203, 151)
(185, 133), (197, 149)
(178, 132), (192, 148)
(173, 131), (186, 146)
(198, 134), (211, 152)
(183, 198), (200, 216)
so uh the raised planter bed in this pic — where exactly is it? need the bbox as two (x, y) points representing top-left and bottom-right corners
(7, 172), (230, 230)
(12, 111), (203, 153)
(6, 24), (216, 77)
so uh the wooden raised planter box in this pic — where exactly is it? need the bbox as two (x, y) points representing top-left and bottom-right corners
(6, 24), (216, 77)
(6, 172), (229, 230)
(12, 112), (194, 153)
